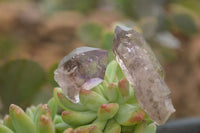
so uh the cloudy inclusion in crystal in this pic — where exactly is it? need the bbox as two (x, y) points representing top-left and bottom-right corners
(54, 47), (108, 103)
(113, 25), (175, 125)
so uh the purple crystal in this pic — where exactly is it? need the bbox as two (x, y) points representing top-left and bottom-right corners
(113, 25), (175, 125)
(54, 47), (108, 103)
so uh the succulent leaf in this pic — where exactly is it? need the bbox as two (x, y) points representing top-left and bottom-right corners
(104, 119), (121, 133)
(91, 86), (105, 97)
(75, 125), (103, 133)
(61, 110), (96, 126)
(90, 118), (107, 130)
(38, 115), (55, 133)
(118, 78), (130, 98)
(55, 123), (70, 133)
(144, 123), (157, 133)
(97, 103), (119, 121)
(53, 88), (88, 111)
(77, 118), (107, 131)
(107, 83), (119, 102)
(121, 125), (135, 133)
(115, 104), (145, 126)
(134, 123), (146, 133)
(3, 115), (15, 132)
(48, 98), (58, 120)
(26, 107), (34, 120)
(97, 85), (108, 99)
(54, 115), (64, 124)
(34, 104), (51, 127)
(9, 104), (37, 133)
(79, 89), (108, 111)
(63, 128), (74, 133)
(0, 124), (14, 133)
(134, 122), (157, 133)
(105, 60), (119, 83)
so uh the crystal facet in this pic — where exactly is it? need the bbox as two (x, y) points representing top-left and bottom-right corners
(113, 25), (175, 125)
(54, 47), (108, 103)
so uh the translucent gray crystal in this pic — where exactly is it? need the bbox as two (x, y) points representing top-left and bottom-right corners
(113, 25), (175, 125)
(54, 47), (108, 103)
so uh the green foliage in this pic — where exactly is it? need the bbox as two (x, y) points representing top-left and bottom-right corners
(48, 98), (58, 120)
(61, 110), (97, 126)
(105, 60), (125, 83)
(52, 60), (156, 132)
(48, 63), (59, 87)
(171, 13), (198, 35)
(115, 0), (137, 18)
(172, 0), (200, 18)
(0, 60), (156, 133)
(0, 59), (46, 112)
(79, 89), (108, 111)
(9, 105), (37, 133)
(104, 119), (121, 133)
(102, 32), (114, 51)
(0, 98), (57, 133)
(134, 123), (156, 133)
(70, 0), (99, 13)
(115, 0), (165, 18)
(41, 0), (99, 14)
(78, 23), (115, 61)
(102, 33), (115, 62)
(53, 88), (88, 111)
(97, 103), (119, 121)
(77, 22), (104, 47)
(0, 124), (14, 133)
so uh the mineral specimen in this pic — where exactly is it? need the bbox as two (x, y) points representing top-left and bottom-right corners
(54, 47), (108, 103)
(113, 25), (175, 125)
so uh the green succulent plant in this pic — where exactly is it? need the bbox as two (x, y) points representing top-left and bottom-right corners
(0, 60), (156, 133)
(0, 59), (46, 114)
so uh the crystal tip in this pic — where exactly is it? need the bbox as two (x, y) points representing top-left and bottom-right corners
(115, 25), (132, 33)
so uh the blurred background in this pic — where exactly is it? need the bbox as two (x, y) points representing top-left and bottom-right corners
(0, 0), (200, 121)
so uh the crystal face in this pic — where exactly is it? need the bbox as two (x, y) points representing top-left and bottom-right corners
(113, 25), (175, 125)
(54, 47), (108, 103)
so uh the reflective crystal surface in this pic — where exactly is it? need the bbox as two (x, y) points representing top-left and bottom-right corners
(54, 47), (108, 103)
(113, 25), (175, 125)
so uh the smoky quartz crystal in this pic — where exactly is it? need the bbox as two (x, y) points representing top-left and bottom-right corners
(113, 25), (175, 125)
(54, 47), (108, 103)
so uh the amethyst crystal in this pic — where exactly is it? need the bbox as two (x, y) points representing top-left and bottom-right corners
(54, 47), (108, 103)
(113, 25), (175, 125)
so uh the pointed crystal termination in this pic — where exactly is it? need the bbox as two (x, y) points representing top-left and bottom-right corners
(54, 47), (108, 103)
(113, 25), (175, 125)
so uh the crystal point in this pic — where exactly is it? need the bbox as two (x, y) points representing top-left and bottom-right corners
(113, 25), (175, 125)
(54, 47), (108, 103)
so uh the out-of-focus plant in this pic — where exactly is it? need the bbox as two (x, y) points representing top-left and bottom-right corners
(77, 22), (115, 62)
(77, 22), (104, 47)
(115, 0), (166, 18)
(172, 0), (200, 18)
(168, 3), (199, 36)
(0, 59), (46, 113)
(41, 0), (99, 14)
(102, 32), (115, 62)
